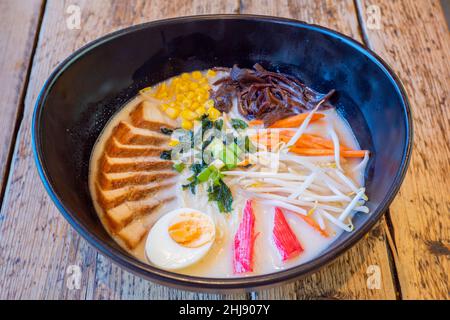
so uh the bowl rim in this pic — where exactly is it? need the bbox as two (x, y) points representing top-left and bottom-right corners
(32, 14), (413, 291)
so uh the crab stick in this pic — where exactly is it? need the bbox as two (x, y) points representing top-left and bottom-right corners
(273, 207), (303, 261)
(233, 200), (257, 273)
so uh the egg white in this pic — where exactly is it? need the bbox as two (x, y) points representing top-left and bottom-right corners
(145, 208), (215, 270)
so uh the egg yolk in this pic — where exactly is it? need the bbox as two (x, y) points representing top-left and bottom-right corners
(168, 212), (214, 248)
(168, 220), (201, 245)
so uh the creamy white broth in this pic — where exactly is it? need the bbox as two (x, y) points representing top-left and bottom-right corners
(89, 69), (368, 278)
(173, 109), (363, 277)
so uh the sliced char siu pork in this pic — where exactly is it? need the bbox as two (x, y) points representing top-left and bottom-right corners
(93, 100), (179, 249)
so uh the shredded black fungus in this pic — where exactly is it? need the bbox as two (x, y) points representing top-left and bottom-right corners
(210, 64), (335, 127)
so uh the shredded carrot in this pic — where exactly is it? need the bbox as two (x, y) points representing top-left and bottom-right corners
(249, 119), (264, 126)
(238, 159), (251, 167)
(279, 134), (324, 149)
(290, 147), (368, 158)
(339, 150), (369, 158)
(269, 113), (325, 128)
(280, 131), (351, 151)
(298, 214), (329, 238)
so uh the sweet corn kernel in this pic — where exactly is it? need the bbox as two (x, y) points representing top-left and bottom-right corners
(191, 71), (202, 79)
(198, 88), (208, 98)
(154, 83), (167, 98)
(158, 92), (169, 100)
(207, 107), (221, 120)
(204, 99), (214, 109)
(165, 107), (180, 119)
(189, 82), (199, 90)
(176, 94), (184, 102)
(178, 83), (188, 92)
(195, 106), (207, 115)
(181, 99), (191, 109)
(196, 94), (205, 103)
(191, 101), (200, 110)
(169, 139), (180, 147)
(181, 109), (198, 121)
(206, 69), (217, 77)
(181, 73), (191, 80)
(140, 71), (215, 123)
(186, 91), (195, 100)
(198, 77), (208, 85)
(139, 87), (152, 95)
(182, 119), (193, 130)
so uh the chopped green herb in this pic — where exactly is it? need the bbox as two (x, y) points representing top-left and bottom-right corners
(201, 135), (215, 151)
(244, 135), (256, 153)
(190, 163), (207, 175)
(201, 115), (213, 132)
(208, 168), (224, 186)
(182, 182), (197, 195)
(231, 118), (248, 130)
(173, 162), (185, 173)
(207, 179), (233, 213)
(214, 119), (224, 131)
(197, 167), (212, 182)
(160, 150), (172, 160)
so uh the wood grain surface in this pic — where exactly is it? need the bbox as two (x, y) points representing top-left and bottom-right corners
(0, 0), (44, 199)
(0, 0), (448, 300)
(357, 0), (450, 300)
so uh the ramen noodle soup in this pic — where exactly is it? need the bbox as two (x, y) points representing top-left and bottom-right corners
(89, 65), (370, 277)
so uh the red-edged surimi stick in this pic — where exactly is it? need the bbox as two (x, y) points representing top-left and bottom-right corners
(273, 207), (303, 261)
(233, 200), (256, 273)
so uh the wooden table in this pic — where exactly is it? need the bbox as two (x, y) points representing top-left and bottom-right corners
(0, 0), (448, 300)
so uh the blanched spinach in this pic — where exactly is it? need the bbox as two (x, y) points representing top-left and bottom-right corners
(207, 179), (233, 213)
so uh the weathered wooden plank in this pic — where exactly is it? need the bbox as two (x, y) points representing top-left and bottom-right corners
(357, 0), (450, 300)
(241, 0), (397, 299)
(0, 0), (244, 300)
(0, 0), (44, 196)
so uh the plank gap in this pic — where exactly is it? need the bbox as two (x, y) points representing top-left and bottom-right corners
(353, 0), (371, 48)
(383, 211), (403, 300)
(353, 0), (404, 300)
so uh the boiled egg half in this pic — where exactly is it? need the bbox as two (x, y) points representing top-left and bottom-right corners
(145, 208), (215, 270)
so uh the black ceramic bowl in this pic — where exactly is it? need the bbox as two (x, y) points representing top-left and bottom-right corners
(32, 15), (412, 291)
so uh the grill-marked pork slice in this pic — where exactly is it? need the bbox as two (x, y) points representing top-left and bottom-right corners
(107, 193), (175, 231)
(95, 178), (177, 209)
(105, 137), (168, 158)
(98, 170), (177, 190)
(93, 96), (182, 250)
(117, 219), (147, 249)
(116, 197), (176, 248)
(99, 154), (172, 173)
(130, 100), (177, 131)
(112, 121), (169, 146)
